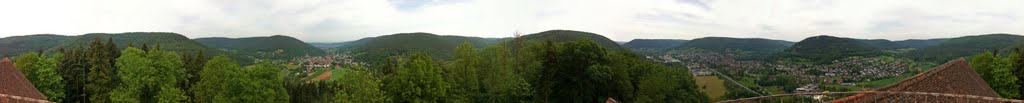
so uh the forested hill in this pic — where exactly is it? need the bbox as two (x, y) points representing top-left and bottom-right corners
(0, 34), (73, 57)
(673, 37), (793, 58)
(328, 32), (500, 64)
(194, 35), (326, 59)
(775, 35), (884, 63)
(907, 34), (1024, 62)
(858, 39), (906, 50)
(517, 30), (626, 50)
(622, 39), (688, 50)
(895, 38), (948, 49)
(47, 32), (220, 55)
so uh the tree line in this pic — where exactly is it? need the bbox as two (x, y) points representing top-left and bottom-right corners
(14, 37), (708, 103)
(970, 48), (1024, 99)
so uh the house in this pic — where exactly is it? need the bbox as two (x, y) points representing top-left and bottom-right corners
(0, 58), (52, 103)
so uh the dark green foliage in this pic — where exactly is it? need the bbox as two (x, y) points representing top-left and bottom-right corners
(776, 35), (885, 63)
(517, 30), (626, 50)
(48, 32), (219, 55)
(909, 34), (1024, 63)
(194, 35), (326, 60)
(894, 38), (947, 48)
(85, 37), (118, 103)
(675, 37), (792, 59)
(622, 39), (688, 50)
(181, 50), (206, 103)
(58, 47), (91, 103)
(331, 33), (498, 66)
(859, 39), (906, 49)
(0, 34), (72, 56)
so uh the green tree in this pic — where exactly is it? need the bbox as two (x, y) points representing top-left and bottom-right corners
(192, 54), (240, 103)
(990, 56), (1020, 99)
(532, 39), (622, 102)
(633, 67), (708, 103)
(86, 37), (116, 103)
(478, 43), (532, 102)
(971, 52), (997, 84)
(335, 65), (388, 103)
(445, 42), (483, 102)
(15, 52), (66, 102)
(58, 47), (91, 103)
(384, 53), (451, 102)
(110, 47), (187, 102)
(227, 63), (290, 103)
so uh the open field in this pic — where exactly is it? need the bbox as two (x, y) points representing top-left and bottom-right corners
(696, 76), (726, 101)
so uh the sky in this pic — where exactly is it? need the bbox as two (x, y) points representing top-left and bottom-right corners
(1, 0), (1023, 42)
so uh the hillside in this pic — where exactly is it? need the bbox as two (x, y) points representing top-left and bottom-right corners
(194, 35), (326, 60)
(622, 39), (688, 50)
(517, 30), (625, 50)
(895, 38), (948, 48)
(330, 33), (499, 64)
(858, 39), (906, 50)
(48, 32), (221, 55)
(776, 35), (884, 63)
(907, 34), (1024, 62)
(0, 34), (73, 56)
(674, 37), (792, 59)
(308, 42), (349, 49)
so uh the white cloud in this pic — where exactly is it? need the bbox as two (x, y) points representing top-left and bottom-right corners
(0, 0), (1022, 42)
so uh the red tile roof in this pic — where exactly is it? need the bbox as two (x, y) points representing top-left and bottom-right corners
(0, 57), (50, 102)
(833, 57), (999, 102)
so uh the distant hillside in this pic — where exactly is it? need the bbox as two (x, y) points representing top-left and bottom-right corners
(674, 37), (792, 59)
(895, 38), (948, 48)
(0, 34), (73, 56)
(622, 39), (688, 50)
(517, 30), (625, 50)
(907, 34), (1024, 62)
(194, 35), (326, 60)
(49, 32), (220, 55)
(330, 33), (499, 64)
(776, 35), (885, 63)
(308, 42), (350, 49)
(858, 39), (906, 50)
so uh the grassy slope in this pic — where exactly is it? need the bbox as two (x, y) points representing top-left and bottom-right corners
(695, 76), (726, 101)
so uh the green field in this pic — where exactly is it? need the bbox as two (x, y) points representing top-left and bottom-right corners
(860, 74), (913, 88)
(695, 76), (726, 101)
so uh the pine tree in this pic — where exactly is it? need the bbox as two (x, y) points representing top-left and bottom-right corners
(59, 47), (90, 103)
(85, 37), (115, 103)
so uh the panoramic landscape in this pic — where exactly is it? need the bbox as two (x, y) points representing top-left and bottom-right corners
(2, 0), (1024, 103)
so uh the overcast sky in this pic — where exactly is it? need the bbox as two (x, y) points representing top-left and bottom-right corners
(1, 0), (1023, 42)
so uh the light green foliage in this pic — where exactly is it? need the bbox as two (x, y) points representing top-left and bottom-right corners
(971, 51), (1022, 99)
(444, 42), (482, 102)
(15, 52), (65, 102)
(477, 43), (532, 102)
(228, 63), (290, 103)
(384, 53), (451, 102)
(971, 52), (997, 85)
(192, 54), (240, 103)
(334, 65), (388, 103)
(192, 54), (290, 103)
(110, 47), (186, 102)
(989, 57), (1019, 99)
